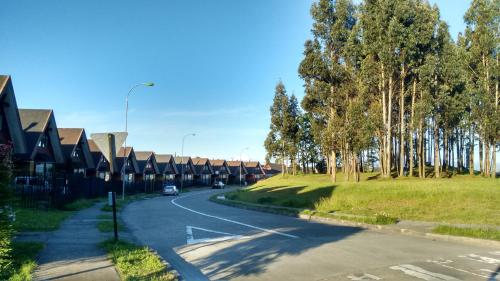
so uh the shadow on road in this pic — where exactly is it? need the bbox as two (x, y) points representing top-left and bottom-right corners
(177, 216), (363, 280)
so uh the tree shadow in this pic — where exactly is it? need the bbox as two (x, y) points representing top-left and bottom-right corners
(176, 216), (363, 280)
(240, 184), (335, 209)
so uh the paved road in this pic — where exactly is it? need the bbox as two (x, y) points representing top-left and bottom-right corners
(122, 188), (500, 281)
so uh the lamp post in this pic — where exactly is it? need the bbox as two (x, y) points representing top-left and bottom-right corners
(122, 82), (154, 200)
(239, 147), (249, 186)
(180, 133), (196, 193)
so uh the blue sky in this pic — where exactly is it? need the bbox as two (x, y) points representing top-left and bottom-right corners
(0, 0), (470, 162)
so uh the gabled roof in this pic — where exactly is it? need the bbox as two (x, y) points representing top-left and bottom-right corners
(192, 157), (214, 174)
(156, 154), (178, 174)
(263, 163), (282, 174)
(0, 75), (27, 154)
(244, 161), (265, 175)
(58, 128), (95, 169)
(211, 159), (231, 174)
(87, 139), (103, 168)
(174, 156), (195, 175)
(227, 160), (248, 175)
(135, 151), (160, 174)
(18, 109), (64, 163)
(115, 147), (139, 174)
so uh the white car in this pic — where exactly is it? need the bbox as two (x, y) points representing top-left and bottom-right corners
(212, 181), (225, 189)
(162, 185), (179, 196)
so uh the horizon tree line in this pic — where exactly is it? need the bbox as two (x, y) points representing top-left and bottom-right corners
(265, 0), (499, 181)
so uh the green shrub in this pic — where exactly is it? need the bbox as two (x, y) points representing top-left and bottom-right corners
(256, 197), (276, 204)
(0, 144), (14, 275)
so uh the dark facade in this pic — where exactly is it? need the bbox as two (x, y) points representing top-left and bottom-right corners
(17, 109), (65, 181)
(0, 75), (27, 156)
(244, 161), (266, 184)
(227, 161), (248, 185)
(58, 128), (95, 175)
(192, 157), (214, 186)
(211, 159), (231, 184)
(174, 156), (196, 187)
(116, 146), (140, 184)
(156, 154), (178, 185)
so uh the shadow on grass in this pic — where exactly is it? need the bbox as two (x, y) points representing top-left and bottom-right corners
(233, 185), (336, 209)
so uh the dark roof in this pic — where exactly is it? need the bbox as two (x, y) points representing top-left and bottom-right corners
(227, 161), (247, 175)
(135, 151), (159, 174)
(18, 109), (64, 163)
(263, 163), (282, 174)
(0, 75), (27, 154)
(115, 147), (139, 173)
(58, 128), (83, 157)
(87, 139), (103, 167)
(211, 159), (230, 174)
(174, 156), (194, 174)
(18, 109), (52, 153)
(156, 154), (178, 174)
(192, 157), (213, 174)
(245, 161), (265, 175)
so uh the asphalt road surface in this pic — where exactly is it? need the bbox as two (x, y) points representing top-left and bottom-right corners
(122, 188), (500, 281)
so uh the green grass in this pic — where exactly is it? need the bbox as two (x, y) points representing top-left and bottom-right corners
(3, 241), (44, 281)
(100, 239), (177, 281)
(432, 225), (500, 241)
(97, 221), (125, 232)
(97, 214), (113, 220)
(62, 198), (102, 211)
(101, 193), (159, 212)
(225, 173), (500, 226)
(13, 208), (73, 232)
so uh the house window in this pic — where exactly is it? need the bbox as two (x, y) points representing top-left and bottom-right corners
(145, 174), (155, 181)
(72, 149), (80, 158)
(73, 168), (85, 174)
(38, 135), (48, 148)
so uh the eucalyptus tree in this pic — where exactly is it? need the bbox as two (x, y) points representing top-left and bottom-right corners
(463, 0), (499, 177)
(299, 0), (356, 182)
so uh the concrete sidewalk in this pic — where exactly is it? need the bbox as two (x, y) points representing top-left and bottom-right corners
(32, 202), (120, 281)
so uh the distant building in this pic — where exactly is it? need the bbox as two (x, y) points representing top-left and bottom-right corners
(211, 159), (231, 184)
(227, 160), (247, 185)
(58, 128), (95, 175)
(244, 161), (266, 183)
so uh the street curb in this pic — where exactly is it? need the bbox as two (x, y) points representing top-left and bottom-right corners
(210, 196), (500, 249)
(149, 248), (181, 280)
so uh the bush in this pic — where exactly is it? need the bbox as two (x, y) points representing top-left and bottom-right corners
(0, 144), (14, 275)
(257, 197), (276, 204)
(281, 199), (307, 208)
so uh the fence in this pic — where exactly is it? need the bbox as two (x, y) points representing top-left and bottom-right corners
(12, 173), (165, 209)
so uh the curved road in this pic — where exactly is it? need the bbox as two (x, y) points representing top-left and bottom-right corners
(122, 188), (499, 281)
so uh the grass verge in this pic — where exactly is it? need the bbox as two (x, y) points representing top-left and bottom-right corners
(62, 198), (102, 211)
(3, 241), (44, 281)
(225, 174), (499, 226)
(97, 221), (124, 232)
(432, 225), (500, 241)
(13, 208), (73, 232)
(100, 239), (177, 281)
(101, 193), (159, 212)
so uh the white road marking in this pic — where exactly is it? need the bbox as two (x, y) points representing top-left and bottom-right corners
(347, 273), (382, 280)
(390, 264), (459, 281)
(458, 254), (500, 264)
(186, 225), (252, 245)
(172, 192), (299, 239)
(427, 259), (489, 279)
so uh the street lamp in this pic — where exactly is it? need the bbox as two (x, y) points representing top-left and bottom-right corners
(239, 147), (249, 186)
(122, 82), (154, 200)
(180, 133), (196, 193)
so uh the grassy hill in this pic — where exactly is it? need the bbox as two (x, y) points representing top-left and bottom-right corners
(226, 173), (499, 226)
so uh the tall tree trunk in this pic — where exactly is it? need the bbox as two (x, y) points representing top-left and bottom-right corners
(380, 64), (388, 177)
(456, 128), (462, 173)
(443, 129), (448, 173)
(387, 74), (393, 177)
(409, 80), (416, 177)
(493, 143), (497, 178)
(469, 126), (475, 175)
(399, 67), (405, 177)
(434, 119), (440, 178)
(484, 142), (490, 177)
(331, 150), (336, 182)
(479, 136), (484, 175)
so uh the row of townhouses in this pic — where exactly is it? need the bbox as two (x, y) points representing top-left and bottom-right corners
(1, 75), (270, 198)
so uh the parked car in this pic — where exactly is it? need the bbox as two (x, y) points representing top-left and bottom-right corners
(212, 181), (225, 189)
(162, 185), (179, 196)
